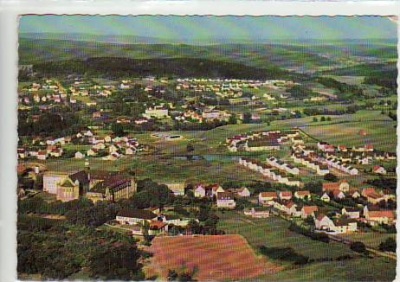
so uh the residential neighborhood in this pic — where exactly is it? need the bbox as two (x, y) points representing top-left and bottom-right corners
(15, 15), (397, 282)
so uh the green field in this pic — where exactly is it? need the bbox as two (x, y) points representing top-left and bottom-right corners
(262, 257), (395, 282)
(337, 232), (396, 249)
(217, 211), (354, 261)
(217, 211), (396, 282)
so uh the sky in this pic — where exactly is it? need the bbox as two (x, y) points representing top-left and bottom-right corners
(19, 16), (398, 42)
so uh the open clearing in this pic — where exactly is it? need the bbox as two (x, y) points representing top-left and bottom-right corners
(147, 235), (281, 281)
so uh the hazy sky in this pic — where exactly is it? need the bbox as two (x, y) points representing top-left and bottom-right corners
(20, 16), (397, 41)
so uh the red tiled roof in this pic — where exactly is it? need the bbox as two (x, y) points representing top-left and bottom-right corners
(296, 191), (310, 196)
(280, 191), (292, 197)
(303, 206), (318, 215)
(368, 210), (395, 219)
(260, 192), (277, 198)
(322, 183), (340, 192)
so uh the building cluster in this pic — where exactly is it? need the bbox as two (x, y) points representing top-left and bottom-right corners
(192, 184), (251, 209)
(115, 208), (193, 236)
(43, 165), (137, 203)
(254, 179), (396, 234)
(239, 157), (302, 187)
(18, 129), (142, 162)
(227, 130), (300, 152)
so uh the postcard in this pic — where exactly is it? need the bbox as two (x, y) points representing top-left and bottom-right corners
(1, 2), (399, 281)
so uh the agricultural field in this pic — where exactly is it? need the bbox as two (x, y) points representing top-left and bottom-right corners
(146, 235), (280, 281)
(217, 212), (396, 282)
(262, 257), (395, 282)
(217, 211), (355, 261)
(337, 232), (396, 249)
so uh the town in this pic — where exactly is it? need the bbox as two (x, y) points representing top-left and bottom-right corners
(17, 16), (397, 282)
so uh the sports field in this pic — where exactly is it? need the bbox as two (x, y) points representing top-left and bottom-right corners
(147, 235), (281, 281)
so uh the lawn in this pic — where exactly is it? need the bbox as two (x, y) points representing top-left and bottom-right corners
(217, 211), (354, 261)
(262, 257), (395, 282)
(337, 232), (396, 249)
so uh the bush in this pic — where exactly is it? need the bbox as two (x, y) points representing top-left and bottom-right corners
(379, 237), (396, 252)
(350, 241), (367, 254)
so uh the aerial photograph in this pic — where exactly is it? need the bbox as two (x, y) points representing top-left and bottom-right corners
(17, 15), (397, 281)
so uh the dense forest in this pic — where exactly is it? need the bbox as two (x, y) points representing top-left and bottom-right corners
(33, 57), (292, 80)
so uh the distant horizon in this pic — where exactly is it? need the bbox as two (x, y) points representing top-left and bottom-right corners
(19, 16), (398, 43)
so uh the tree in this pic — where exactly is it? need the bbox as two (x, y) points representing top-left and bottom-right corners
(326, 116), (332, 121)
(228, 114), (237, 124)
(243, 112), (252, 124)
(323, 173), (338, 182)
(379, 237), (396, 252)
(350, 241), (367, 254)
(186, 143), (195, 153)
(304, 215), (315, 226)
(111, 123), (125, 136)
(312, 117), (318, 122)
(320, 116), (326, 122)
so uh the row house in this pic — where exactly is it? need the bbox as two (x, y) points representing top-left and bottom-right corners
(266, 157), (300, 175)
(244, 207), (270, 218)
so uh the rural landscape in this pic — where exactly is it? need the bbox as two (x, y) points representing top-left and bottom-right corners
(17, 16), (397, 281)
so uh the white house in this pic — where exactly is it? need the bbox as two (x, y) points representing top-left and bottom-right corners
(75, 151), (85, 159)
(259, 192), (277, 206)
(342, 207), (360, 219)
(216, 192), (236, 209)
(194, 185), (206, 198)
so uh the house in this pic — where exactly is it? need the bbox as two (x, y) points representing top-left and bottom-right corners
(37, 150), (47, 160)
(75, 151), (85, 159)
(149, 221), (169, 236)
(322, 180), (350, 193)
(125, 147), (136, 155)
(362, 188), (385, 204)
(332, 190), (346, 200)
(294, 190), (311, 200)
(342, 207), (360, 219)
(278, 191), (293, 201)
(166, 183), (185, 196)
(314, 214), (357, 233)
(350, 190), (361, 199)
(236, 187), (251, 197)
(365, 210), (395, 225)
(216, 192), (236, 209)
(86, 148), (98, 157)
(259, 192), (278, 206)
(332, 219), (358, 233)
(244, 207), (270, 218)
(301, 206), (318, 219)
(116, 209), (158, 225)
(373, 166), (387, 175)
(314, 214), (335, 231)
(143, 106), (169, 119)
(211, 184), (225, 197)
(321, 193), (330, 202)
(284, 202), (298, 216)
(194, 185), (206, 198)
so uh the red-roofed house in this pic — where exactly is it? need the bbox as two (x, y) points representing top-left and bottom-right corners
(365, 210), (395, 225)
(322, 180), (349, 193)
(259, 192), (278, 206)
(301, 206), (318, 218)
(278, 191), (293, 201)
(373, 166), (387, 175)
(294, 190), (311, 200)
(283, 202), (298, 216)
